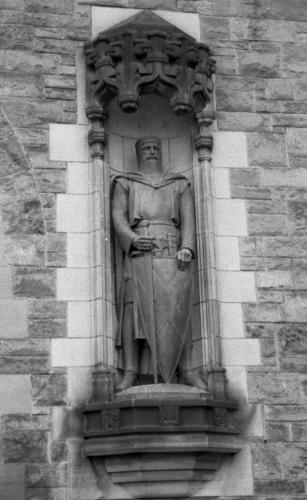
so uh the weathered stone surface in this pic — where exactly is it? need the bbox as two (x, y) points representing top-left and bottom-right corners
(200, 16), (230, 39)
(0, 24), (35, 51)
(247, 372), (300, 404)
(213, 0), (258, 18)
(251, 441), (283, 479)
(260, 168), (307, 188)
(32, 374), (67, 406)
(46, 233), (66, 268)
(231, 186), (272, 200)
(51, 441), (68, 463)
(266, 422), (290, 442)
(0, 49), (61, 74)
(287, 128), (307, 160)
(243, 303), (284, 323)
(265, 404), (307, 421)
(216, 88), (254, 112)
(26, 487), (67, 500)
(280, 357), (307, 373)
(242, 257), (292, 271)
(26, 464), (68, 488)
(35, 170), (66, 193)
(254, 479), (305, 495)
(24, 0), (73, 14)
(238, 43), (281, 77)
(0, 356), (49, 374)
(259, 336), (278, 367)
(14, 267), (56, 298)
(4, 235), (45, 266)
(256, 0), (307, 21)
(0, 198), (45, 236)
(247, 132), (287, 167)
(257, 289), (283, 303)
(256, 271), (292, 289)
(282, 43), (307, 74)
(129, 0), (176, 9)
(230, 168), (259, 186)
(0, 338), (48, 356)
(231, 19), (297, 43)
(292, 259), (307, 289)
(0, 73), (43, 98)
(265, 78), (296, 101)
(248, 214), (287, 236)
(29, 318), (66, 338)
(272, 113), (307, 129)
(284, 291), (307, 322)
(288, 201), (307, 236)
(218, 111), (271, 131)
(0, 98), (70, 128)
(29, 299), (66, 319)
(4, 414), (50, 431)
(278, 324), (307, 356)
(292, 423), (307, 441)
(0, 464), (25, 500)
(247, 200), (287, 214)
(4, 430), (48, 462)
(240, 236), (307, 258)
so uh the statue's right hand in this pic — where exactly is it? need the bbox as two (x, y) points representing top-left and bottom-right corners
(132, 236), (155, 251)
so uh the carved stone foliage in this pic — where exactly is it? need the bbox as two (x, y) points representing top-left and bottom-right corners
(85, 11), (216, 119)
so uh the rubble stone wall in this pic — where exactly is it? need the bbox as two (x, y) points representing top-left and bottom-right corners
(0, 0), (307, 499)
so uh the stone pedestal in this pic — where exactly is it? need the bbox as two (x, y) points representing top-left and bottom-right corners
(84, 385), (242, 498)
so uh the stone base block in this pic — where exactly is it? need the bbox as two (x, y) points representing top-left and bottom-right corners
(83, 385), (242, 499)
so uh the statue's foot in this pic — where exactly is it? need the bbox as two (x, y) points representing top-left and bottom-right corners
(179, 370), (210, 394)
(116, 371), (137, 392)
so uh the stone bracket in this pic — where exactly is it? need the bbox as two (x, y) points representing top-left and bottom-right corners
(84, 390), (242, 499)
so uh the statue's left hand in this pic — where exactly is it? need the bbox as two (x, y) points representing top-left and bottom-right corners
(176, 248), (193, 271)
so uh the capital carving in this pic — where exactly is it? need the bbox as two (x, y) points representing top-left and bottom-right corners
(85, 11), (215, 118)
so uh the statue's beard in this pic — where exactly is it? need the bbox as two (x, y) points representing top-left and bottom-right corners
(140, 158), (161, 171)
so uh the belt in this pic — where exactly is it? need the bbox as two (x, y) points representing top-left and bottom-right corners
(133, 219), (177, 228)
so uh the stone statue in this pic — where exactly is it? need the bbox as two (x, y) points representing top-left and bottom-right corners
(112, 137), (208, 392)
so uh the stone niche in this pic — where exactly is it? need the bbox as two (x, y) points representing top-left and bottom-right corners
(83, 10), (242, 499)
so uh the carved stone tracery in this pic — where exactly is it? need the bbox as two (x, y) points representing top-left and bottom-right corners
(85, 12), (216, 117)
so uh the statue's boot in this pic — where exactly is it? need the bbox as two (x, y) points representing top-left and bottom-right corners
(179, 370), (210, 394)
(116, 371), (137, 392)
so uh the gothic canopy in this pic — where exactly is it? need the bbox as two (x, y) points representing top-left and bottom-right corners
(85, 10), (216, 118)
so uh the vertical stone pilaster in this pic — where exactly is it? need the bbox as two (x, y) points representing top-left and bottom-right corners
(87, 106), (114, 401)
(194, 109), (227, 400)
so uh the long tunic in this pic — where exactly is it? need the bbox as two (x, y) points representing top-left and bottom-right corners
(112, 171), (196, 382)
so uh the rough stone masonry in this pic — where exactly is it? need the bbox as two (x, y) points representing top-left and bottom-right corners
(0, 0), (307, 499)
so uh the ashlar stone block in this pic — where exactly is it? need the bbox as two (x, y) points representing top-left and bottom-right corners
(56, 194), (90, 233)
(215, 199), (248, 236)
(0, 374), (31, 414)
(222, 339), (261, 366)
(0, 299), (27, 337)
(51, 338), (91, 367)
(57, 269), (91, 301)
(212, 131), (248, 168)
(218, 271), (256, 302)
(49, 124), (90, 162)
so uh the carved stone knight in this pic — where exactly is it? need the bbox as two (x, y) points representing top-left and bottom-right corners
(112, 137), (208, 392)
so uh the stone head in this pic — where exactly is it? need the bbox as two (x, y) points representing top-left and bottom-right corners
(135, 137), (162, 170)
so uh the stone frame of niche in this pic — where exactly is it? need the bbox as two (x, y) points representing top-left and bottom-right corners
(84, 10), (227, 401)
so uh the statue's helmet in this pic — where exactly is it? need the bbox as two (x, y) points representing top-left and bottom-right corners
(135, 136), (161, 160)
